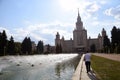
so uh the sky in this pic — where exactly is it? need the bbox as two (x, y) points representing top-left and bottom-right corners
(0, 0), (120, 45)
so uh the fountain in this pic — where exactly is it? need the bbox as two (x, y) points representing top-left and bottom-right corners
(0, 54), (80, 80)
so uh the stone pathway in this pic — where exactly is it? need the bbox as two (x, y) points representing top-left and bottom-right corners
(77, 53), (120, 80)
(93, 53), (120, 62)
(81, 60), (98, 80)
(72, 54), (98, 80)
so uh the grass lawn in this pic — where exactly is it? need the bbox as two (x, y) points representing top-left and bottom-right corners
(91, 55), (120, 80)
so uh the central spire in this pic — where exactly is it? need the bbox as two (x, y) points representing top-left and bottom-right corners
(77, 8), (81, 22)
(78, 8), (80, 17)
(76, 8), (83, 30)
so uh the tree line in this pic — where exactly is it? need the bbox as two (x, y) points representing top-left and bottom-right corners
(0, 25), (120, 55)
(110, 26), (120, 53)
(0, 30), (45, 56)
(102, 26), (120, 53)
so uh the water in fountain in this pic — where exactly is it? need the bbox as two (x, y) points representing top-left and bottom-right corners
(0, 54), (80, 80)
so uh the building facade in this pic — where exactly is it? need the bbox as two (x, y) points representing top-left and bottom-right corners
(55, 11), (106, 53)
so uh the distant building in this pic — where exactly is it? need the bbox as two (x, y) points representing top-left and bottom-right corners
(44, 45), (48, 53)
(44, 44), (55, 53)
(55, 10), (106, 53)
(31, 41), (36, 51)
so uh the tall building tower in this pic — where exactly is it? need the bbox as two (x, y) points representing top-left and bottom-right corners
(98, 33), (102, 50)
(76, 10), (83, 30)
(102, 28), (106, 37)
(55, 32), (60, 46)
(101, 28), (107, 48)
(73, 10), (87, 52)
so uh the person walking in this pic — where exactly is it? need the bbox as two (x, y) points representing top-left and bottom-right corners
(84, 51), (91, 73)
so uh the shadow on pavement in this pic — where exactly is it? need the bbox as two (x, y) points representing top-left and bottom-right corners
(87, 70), (99, 80)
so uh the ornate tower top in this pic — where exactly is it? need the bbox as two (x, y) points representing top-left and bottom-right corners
(77, 8), (81, 22)
(56, 32), (60, 39)
(102, 28), (106, 37)
(98, 33), (102, 38)
(76, 9), (83, 30)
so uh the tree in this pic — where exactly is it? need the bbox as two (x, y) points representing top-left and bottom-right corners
(103, 35), (110, 53)
(37, 40), (44, 54)
(117, 29), (120, 53)
(56, 44), (59, 53)
(56, 44), (62, 53)
(21, 37), (32, 55)
(90, 44), (96, 53)
(117, 29), (120, 42)
(59, 44), (62, 53)
(111, 26), (117, 47)
(27, 37), (32, 55)
(46, 44), (50, 53)
(116, 43), (120, 53)
(14, 42), (21, 55)
(21, 37), (27, 54)
(111, 26), (120, 53)
(0, 30), (7, 56)
(0, 32), (2, 56)
(7, 36), (15, 55)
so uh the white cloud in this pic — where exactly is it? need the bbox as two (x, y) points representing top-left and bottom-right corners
(104, 5), (120, 20)
(57, 0), (94, 14)
(58, 0), (78, 11)
(57, 0), (103, 19)
(93, 17), (98, 20)
(100, 0), (107, 4)
(86, 2), (101, 13)
(30, 33), (47, 41)
(91, 21), (100, 26)
(0, 27), (9, 32)
(39, 21), (73, 39)
(0, 21), (74, 45)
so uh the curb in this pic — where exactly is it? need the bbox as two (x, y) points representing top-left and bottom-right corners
(72, 54), (85, 80)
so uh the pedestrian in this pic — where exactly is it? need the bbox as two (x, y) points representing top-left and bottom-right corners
(84, 51), (91, 73)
